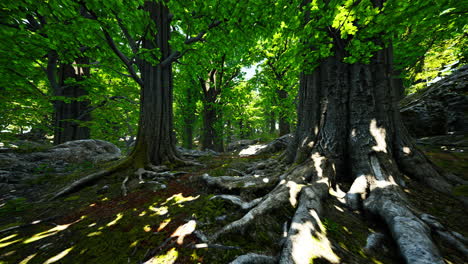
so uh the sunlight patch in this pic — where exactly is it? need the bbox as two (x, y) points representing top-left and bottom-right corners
(370, 119), (387, 153)
(157, 219), (171, 232)
(144, 247), (178, 264)
(0, 234), (18, 243)
(87, 231), (102, 237)
(107, 213), (123, 227)
(43, 246), (74, 264)
(162, 193), (200, 205)
(149, 206), (168, 216)
(18, 253), (37, 264)
(23, 218), (81, 244)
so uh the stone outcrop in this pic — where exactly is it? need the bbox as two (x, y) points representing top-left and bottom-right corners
(400, 65), (468, 137)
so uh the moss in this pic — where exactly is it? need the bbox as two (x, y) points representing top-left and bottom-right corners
(453, 185), (468, 196)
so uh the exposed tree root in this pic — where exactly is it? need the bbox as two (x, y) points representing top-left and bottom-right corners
(279, 179), (334, 264)
(52, 156), (190, 200)
(229, 253), (277, 264)
(51, 169), (115, 200)
(121, 176), (129, 196)
(419, 213), (468, 256)
(210, 195), (263, 210)
(201, 173), (279, 191)
(364, 184), (445, 264)
(204, 147), (467, 264)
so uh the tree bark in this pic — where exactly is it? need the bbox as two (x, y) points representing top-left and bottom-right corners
(130, 0), (181, 165)
(53, 57), (91, 145)
(199, 69), (224, 152)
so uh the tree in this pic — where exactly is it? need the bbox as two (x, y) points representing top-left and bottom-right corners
(0, 1), (93, 144)
(201, 0), (467, 263)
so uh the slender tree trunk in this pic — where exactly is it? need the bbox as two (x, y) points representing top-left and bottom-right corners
(183, 116), (194, 149)
(200, 71), (224, 152)
(130, 0), (181, 165)
(53, 57), (91, 145)
(269, 111), (276, 134)
(277, 89), (290, 136)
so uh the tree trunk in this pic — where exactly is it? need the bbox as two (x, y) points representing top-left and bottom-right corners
(278, 37), (454, 263)
(269, 111), (276, 134)
(53, 57), (91, 145)
(200, 70), (224, 152)
(182, 116), (194, 149)
(277, 89), (290, 136)
(130, 0), (180, 165)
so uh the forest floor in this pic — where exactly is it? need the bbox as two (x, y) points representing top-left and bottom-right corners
(0, 137), (467, 264)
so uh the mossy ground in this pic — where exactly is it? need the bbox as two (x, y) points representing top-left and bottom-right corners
(0, 144), (467, 264)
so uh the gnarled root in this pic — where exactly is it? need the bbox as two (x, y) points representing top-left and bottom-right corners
(279, 179), (334, 264)
(210, 179), (303, 241)
(52, 169), (114, 200)
(210, 195), (262, 210)
(229, 253), (277, 264)
(201, 173), (278, 191)
(419, 214), (468, 256)
(364, 184), (445, 264)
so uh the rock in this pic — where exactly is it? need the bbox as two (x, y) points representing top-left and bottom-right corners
(237, 134), (293, 156)
(227, 139), (258, 152)
(0, 139), (121, 201)
(35, 139), (121, 164)
(256, 134), (293, 155)
(176, 146), (219, 157)
(400, 65), (468, 137)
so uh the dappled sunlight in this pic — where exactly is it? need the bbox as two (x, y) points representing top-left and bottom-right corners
(402, 146), (412, 155)
(286, 181), (302, 207)
(0, 238), (22, 248)
(18, 253), (37, 264)
(106, 213), (123, 227)
(239, 144), (267, 156)
(290, 216), (340, 264)
(162, 193), (200, 205)
(170, 220), (196, 245)
(86, 231), (102, 237)
(43, 246), (74, 264)
(370, 119), (387, 153)
(149, 205), (169, 216)
(23, 217), (84, 244)
(311, 152), (326, 178)
(0, 234), (18, 243)
(157, 218), (171, 232)
(143, 247), (178, 264)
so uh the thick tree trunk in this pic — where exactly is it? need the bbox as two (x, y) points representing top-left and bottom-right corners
(53, 57), (91, 145)
(130, 0), (181, 165)
(280, 39), (454, 263)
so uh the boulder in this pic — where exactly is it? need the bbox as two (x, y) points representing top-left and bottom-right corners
(255, 134), (293, 155)
(400, 65), (468, 137)
(0, 139), (121, 200)
(227, 139), (258, 152)
(29, 139), (121, 164)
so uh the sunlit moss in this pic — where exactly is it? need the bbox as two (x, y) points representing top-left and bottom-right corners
(106, 213), (123, 227)
(145, 247), (178, 264)
(149, 205), (168, 215)
(0, 234), (18, 243)
(0, 238), (22, 248)
(18, 253), (37, 264)
(87, 231), (102, 237)
(43, 246), (74, 264)
(23, 221), (77, 244)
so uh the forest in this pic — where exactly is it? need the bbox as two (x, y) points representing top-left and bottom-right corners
(0, 0), (467, 263)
